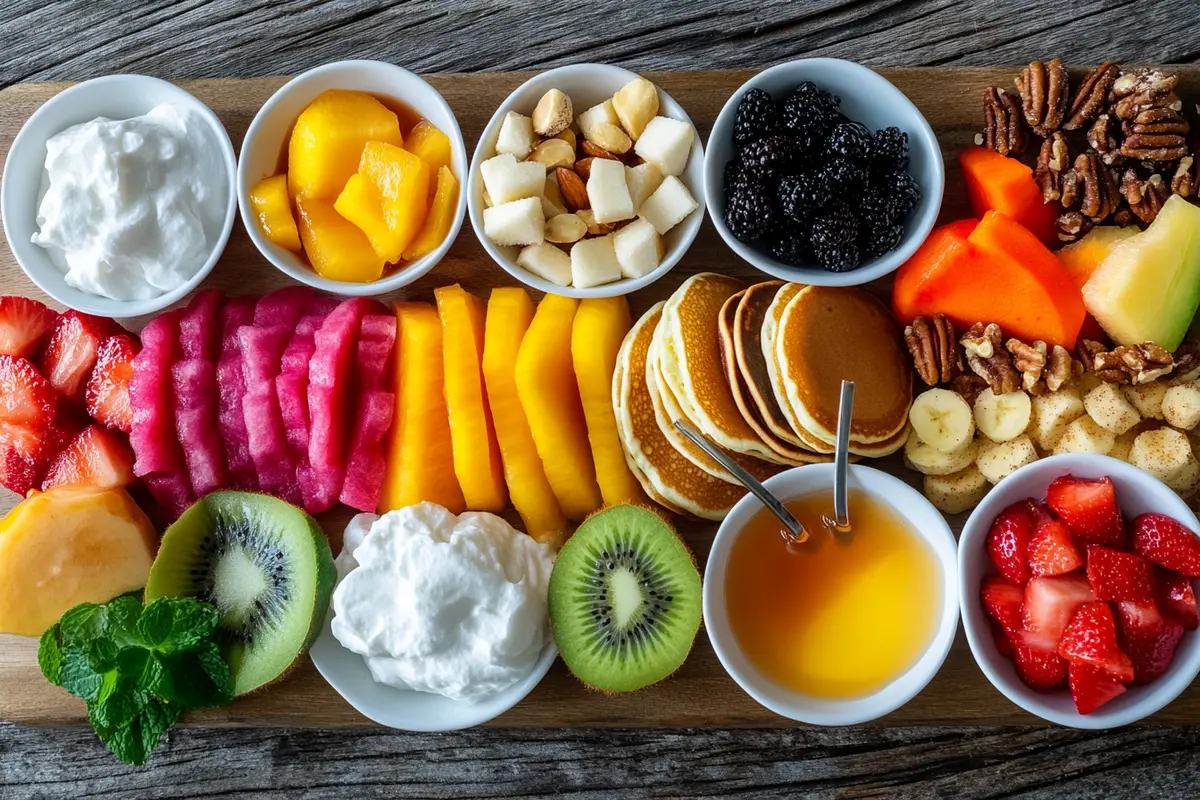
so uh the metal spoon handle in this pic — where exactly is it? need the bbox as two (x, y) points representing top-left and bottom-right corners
(672, 418), (807, 544)
(830, 380), (855, 533)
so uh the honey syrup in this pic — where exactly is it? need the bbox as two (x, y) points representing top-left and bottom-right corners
(724, 488), (941, 699)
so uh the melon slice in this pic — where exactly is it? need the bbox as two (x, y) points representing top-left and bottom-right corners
(277, 312), (338, 514)
(339, 314), (396, 511)
(216, 296), (259, 490)
(253, 286), (315, 328)
(179, 288), (224, 362)
(142, 471), (195, 520)
(172, 358), (228, 496)
(238, 325), (299, 503)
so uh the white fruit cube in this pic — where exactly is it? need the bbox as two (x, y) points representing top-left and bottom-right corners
(495, 111), (536, 158)
(638, 176), (698, 235)
(613, 218), (664, 279)
(626, 163), (664, 212)
(577, 100), (620, 139)
(483, 197), (545, 246)
(481, 154), (545, 205)
(586, 158), (635, 224)
(570, 235), (622, 289)
(633, 116), (695, 176)
(516, 242), (572, 287)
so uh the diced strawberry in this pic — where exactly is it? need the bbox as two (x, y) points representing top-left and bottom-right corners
(1045, 475), (1125, 548)
(1022, 574), (1097, 643)
(1086, 545), (1156, 603)
(1161, 573), (1200, 631)
(0, 297), (57, 359)
(1013, 642), (1068, 692)
(990, 620), (1013, 657)
(1028, 520), (1083, 577)
(38, 310), (119, 405)
(85, 334), (140, 433)
(1132, 513), (1200, 577)
(0, 420), (64, 495)
(1057, 602), (1135, 683)
(1115, 598), (1185, 684)
(1068, 662), (1127, 715)
(981, 575), (1024, 636)
(0, 356), (58, 429)
(178, 288), (224, 362)
(987, 500), (1038, 585)
(40, 424), (135, 491)
(1025, 499), (1055, 528)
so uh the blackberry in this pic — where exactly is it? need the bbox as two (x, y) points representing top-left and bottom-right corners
(872, 127), (909, 171)
(739, 134), (796, 180)
(825, 122), (873, 163)
(733, 88), (778, 148)
(819, 157), (866, 196)
(723, 158), (744, 191)
(778, 173), (826, 221)
(861, 219), (905, 259)
(780, 84), (840, 145)
(858, 186), (903, 225)
(724, 176), (775, 242)
(770, 231), (809, 266)
(875, 168), (921, 216)
(810, 202), (861, 272)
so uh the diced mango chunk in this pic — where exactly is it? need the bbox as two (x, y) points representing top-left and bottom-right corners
(288, 90), (403, 201)
(248, 174), (302, 252)
(295, 196), (384, 283)
(405, 120), (453, 175)
(334, 174), (397, 263)
(403, 166), (459, 262)
(336, 142), (431, 263)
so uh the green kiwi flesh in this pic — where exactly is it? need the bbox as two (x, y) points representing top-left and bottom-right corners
(549, 505), (701, 692)
(144, 491), (336, 696)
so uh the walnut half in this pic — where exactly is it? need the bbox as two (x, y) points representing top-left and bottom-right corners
(961, 323), (1021, 395)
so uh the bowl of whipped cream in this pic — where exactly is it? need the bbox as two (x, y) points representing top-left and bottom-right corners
(309, 503), (558, 731)
(1, 75), (237, 317)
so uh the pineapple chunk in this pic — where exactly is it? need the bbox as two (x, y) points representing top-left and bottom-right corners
(403, 165), (459, 262)
(483, 197), (545, 246)
(571, 235), (622, 288)
(517, 242), (572, 287)
(638, 176), (698, 234)
(633, 116), (694, 177)
(295, 196), (384, 283)
(336, 141), (432, 263)
(287, 90), (402, 200)
(248, 174), (302, 252)
(587, 159), (634, 224)
(405, 120), (453, 174)
(480, 154), (544, 206)
(612, 218), (663, 279)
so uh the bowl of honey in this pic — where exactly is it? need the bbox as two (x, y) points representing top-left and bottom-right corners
(703, 462), (959, 725)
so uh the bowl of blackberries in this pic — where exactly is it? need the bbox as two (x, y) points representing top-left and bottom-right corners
(705, 58), (943, 285)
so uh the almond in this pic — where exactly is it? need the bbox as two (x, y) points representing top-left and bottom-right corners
(577, 209), (615, 236)
(527, 138), (575, 170)
(556, 167), (589, 212)
(575, 157), (595, 181)
(581, 141), (620, 161)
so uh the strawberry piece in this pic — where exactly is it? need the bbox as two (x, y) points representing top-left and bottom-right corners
(1013, 642), (1068, 692)
(1022, 574), (1097, 643)
(987, 500), (1038, 585)
(1115, 598), (1185, 684)
(1057, 602), (1135, 683)
(0, 297), (57, 359)
(1045, 475), (1125, 548)
(981, 575), (1024, 636)
(1068, 662), (1127, 715)
(1028, 520), (1083, 577)
(1026, 499), (1055, 528)
(0, 420), (66, 495)
(39, 310), (118, 405)
(84, 334), (140, 433)
(1087, 545), (1157, 603)
(0, 355), (58, 429)
(41, 424), (135, 491)
(990, 620), (1014, 657)
(1132, 513), (1200, 577)
(1161, 573), (1200, 631)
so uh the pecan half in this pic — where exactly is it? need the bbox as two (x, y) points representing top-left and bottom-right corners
(904, 314), (960, 387)
(1035, 132), (1071, 203)
(1056, 211), (1094, 243)
(1121, 108), (1190, 162)
(1086, 115), (1120, 164)
(1072, 152), (1120, 220)
(1007, 338), (1049, 395)
(982, 87), (1029, 156)
(1016, 58), (1069, 137)
(1172, 156), (1197, 197)
(1112, 70), (1180, 119)
(961, 323), (1021, 395)
(1120, 170), (1170, 223)
(1065, 61), (1119, 130)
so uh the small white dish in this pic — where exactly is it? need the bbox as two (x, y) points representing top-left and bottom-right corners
(703, 462), (959, 725)
(704, 58), (944, 287)
(1, 75), (236, 318)
(468, 63), (705, 298)
(959, 454), (1200, 729)
(238, 60), (468, 297)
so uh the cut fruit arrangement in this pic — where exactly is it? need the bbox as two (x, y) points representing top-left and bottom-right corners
(979, 474), (1200, 714)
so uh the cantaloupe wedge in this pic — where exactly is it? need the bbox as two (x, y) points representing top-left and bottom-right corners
(482, 288), (568, 547)
(572, 297), (647, 507)
(516, 294), (602, 521)
(379, 302), (465, 514)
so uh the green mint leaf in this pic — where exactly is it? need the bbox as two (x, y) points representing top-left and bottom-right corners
(137, 699), (181, 765)
(138, 597), (219, 653)
(38, 625), (63, 686)
(96, 697), (182, 767)
(58, 649), (103, 702)
(158, 643), (232, 709)
(100, 719), (146, 766)
(131, 650), (172, 699)
(104, 595), (145, 648)
(87, 637), (120, 673)
(195, 641), (234, 704)
(92, 677), (145, 734)
(58, 603), (108, 647)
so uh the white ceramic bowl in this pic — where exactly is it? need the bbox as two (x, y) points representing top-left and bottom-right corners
(238, 60), (468, 296)
(468, 64), (705, 298)
(1, 75), (237, 317)
(704, 462), (959, 725)
(704, 58), (944, 287)
(959, 454), (1200, 729)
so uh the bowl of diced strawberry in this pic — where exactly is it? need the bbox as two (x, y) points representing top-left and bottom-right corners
(960, 454), (1200, 728)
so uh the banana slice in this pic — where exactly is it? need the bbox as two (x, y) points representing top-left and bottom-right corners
(1052, 416), (1115, 456)
(1084, 383), (1141, 434)
(1030, 387), (1085, 451)
(1131, 428), (1194, 485)
(909, 389), (975, 454)
(976, 435), (1039, 484)
(973, 389), (1032, 443)
(1123, 382), (1168, 420)
(904, 435), (977, 476)
(923, 464), (989, 515)
(1163, 383), (1200, 430)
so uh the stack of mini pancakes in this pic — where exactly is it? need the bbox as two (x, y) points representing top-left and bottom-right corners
(613, 273), (912, 520)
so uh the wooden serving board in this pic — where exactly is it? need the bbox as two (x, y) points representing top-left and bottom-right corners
(3, 68), (1200, 729)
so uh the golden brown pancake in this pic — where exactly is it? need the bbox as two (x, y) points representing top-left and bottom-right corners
(761, 283), (838, 455)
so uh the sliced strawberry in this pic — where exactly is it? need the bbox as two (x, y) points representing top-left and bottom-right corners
(1115, 598), (1184, 684)
(990, 620), (1013, 657)
(1161, 573), (1200, 631)
(1087, 545), (1157, 603)
(1025, 499), (1055, 528)
(1057, 602), (1135, 683)
(38, 310), (118, 405)
(1132, 513), (1200, 577)
(41, 424), (135, 491)
(0, 355), (57, 428)
(1045, 475), (1125, 548)
(1028, 520), (1083, 577)
(0, 421), (56, 495)
(987, 500), (1038, 585)
(0, 297), (57, 359)
(1013, 642), (1068, 692)
(1068, 662), (1127, 715)
(1022, 574), (1097, 643)
(85, 334), (140, 433)
(981, 575), (1024, 637)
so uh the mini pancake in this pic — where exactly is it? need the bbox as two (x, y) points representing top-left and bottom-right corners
(761, 284), (837, 455)
(776, 286), (912, 449)
(658, 273), (778, 461)
(612, 302), (745, 520)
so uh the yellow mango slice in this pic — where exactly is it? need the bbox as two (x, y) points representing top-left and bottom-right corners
(380, 302), (466, 514)
(248, 174), (302, 251)
(402, 166), (459, 262)
(288, 90), (403, 201)
(295, 196), (385, 283)
(334, 174), (399, 263)
(405, 120), (453, 175)
(572, 297), (647, 507)
(435, 285), (507, 512)
(482, 288), (568, 546)
(352, 141), (431, 262)
(516, 294), (603, 521)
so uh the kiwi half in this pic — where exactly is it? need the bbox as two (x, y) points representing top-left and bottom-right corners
(549, 505), (701, 692)
(144, 491), (336, 695)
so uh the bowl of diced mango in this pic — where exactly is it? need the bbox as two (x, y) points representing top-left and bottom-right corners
(238, 60), (468, 294)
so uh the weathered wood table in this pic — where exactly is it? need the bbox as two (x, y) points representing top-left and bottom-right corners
(3, 1), (1200, 797)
